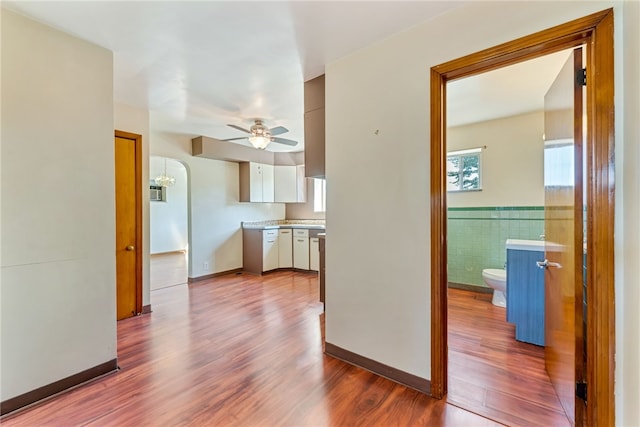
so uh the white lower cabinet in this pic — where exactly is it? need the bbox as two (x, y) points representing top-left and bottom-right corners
(278, 229), (293, 268)
(309, 237), (319, 271)
(262, 229), (279, 272)
(293, 229), (309, 270)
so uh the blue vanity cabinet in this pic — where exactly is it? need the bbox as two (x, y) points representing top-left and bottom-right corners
(506, 248), (545, 346)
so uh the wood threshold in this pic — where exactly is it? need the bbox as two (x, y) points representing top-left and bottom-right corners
(325, 342), (430, 394)
(151, 250), (187, 256)
(430, 8), (615, 425)
(0, 359), (118, 416)
(448, 282), (493, 294)
(188, 268), (243, 283)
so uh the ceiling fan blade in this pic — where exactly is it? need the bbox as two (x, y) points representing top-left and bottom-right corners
(271, 137), (298, 146)
(269, 126), (288, 136)
(222, 137), (248, 141)
(227, 124), (251, 134)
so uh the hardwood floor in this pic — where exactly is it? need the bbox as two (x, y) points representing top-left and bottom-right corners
(150, 251), (188, 291)
(447, 288), (570, 427)
(3, 270), (501, 427)
(4, 259), (565, 426)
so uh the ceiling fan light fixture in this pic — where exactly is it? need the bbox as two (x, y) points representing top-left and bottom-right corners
(248, 135), (271, 149)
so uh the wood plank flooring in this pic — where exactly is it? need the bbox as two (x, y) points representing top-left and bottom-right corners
(150, 251), (188, 291)
(3, 270), (500, 426)
(3, 258), (565, 426)
(447, 288), (569, 427)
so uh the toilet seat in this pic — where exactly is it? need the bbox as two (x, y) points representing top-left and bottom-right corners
(482, 268), (506, 281)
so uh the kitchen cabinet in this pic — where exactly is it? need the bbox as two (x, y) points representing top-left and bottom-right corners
(309, 237), (319, 271)
(293, 229), (310, 270)
(304, 75), (325, 178)
(274, 165), (306, 203)
(262, 229), (279, 272)
(243, 226), (325, 274)
(242, 228), (278, 274)
(278, 229), (293, 268)
(239, 162), (274, 203)
(319, 234), (325, 307)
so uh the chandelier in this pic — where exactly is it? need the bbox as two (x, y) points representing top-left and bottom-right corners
(155, 158), (176, 187)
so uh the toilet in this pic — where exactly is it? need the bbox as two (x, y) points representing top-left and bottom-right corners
(482, 268), (507, 307)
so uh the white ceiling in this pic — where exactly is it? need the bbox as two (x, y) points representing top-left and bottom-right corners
(4, 1), (570, 151)
(447, 49), (572, 127)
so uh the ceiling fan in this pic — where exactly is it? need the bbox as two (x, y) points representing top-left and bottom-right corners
(224, 119), (298, 150)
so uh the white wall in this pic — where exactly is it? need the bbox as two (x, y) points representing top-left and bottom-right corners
(1, 9), (116, 401)
(619, 0), (640, 424)
(150, 156), (188, 254)
(325, 3), (638, 425)
(150, 130), (285, 278)
(447, 111), (545, 207)
(114, 103), (151, 307)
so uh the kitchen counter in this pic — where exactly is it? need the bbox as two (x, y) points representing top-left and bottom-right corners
(242, 219), (325, 230)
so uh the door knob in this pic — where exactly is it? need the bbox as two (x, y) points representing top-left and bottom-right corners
(126, 245), (135, 251)
(536, 259), (562, 269)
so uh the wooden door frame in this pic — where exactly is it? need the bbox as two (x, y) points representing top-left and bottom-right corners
(115, 130), (143, 315)
(430, 9), (614, 425)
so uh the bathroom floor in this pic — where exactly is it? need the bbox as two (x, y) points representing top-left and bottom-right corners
(447, 288), (570, 427)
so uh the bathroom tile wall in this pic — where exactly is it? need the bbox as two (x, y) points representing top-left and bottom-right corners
(447, 206), (545, 287)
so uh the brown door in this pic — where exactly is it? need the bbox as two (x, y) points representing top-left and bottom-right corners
(115, 132), (142, 320)
(542, 47), (585, 424)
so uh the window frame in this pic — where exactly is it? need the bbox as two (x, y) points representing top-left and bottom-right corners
(313, 178), (326, 213)
(446, 147), (483, 192)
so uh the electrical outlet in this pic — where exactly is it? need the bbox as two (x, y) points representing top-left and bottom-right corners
(203, 262), (209, 271)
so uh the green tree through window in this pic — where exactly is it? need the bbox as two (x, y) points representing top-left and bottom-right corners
(447, 149), (482, 191)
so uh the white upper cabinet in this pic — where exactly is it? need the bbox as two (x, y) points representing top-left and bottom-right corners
(274, 165), (306, 203)
(261, 164), (274, 203)
(239, 162), (275, 203)
(241, 162), (306, 203)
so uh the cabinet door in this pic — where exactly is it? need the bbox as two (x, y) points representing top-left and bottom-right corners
(262, 229), (279, 271)
(296, 165), (307, 202)
(261, 164), (274, 203)
(309, 237), (319, 271)
(278, 229), (293, 268)
(249, 162), (263, 202)
(274, 166), (297, 203)
(293, 237), (309, 270)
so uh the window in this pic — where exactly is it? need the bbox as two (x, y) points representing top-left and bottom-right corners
(543, 140), (574, 186)
(313, 178), (326, 212)
(447, 147), (482, 192)
(150, 184), (167, 202)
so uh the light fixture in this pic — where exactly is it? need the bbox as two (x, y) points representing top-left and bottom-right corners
(248, 135), (271, 150)
(155, 158), (176, 187)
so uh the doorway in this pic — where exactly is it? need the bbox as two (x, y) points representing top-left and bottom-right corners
(444, 48), (574, 426)
(149, 156), (189, 291)
(430, 9), (615, 426)
(115, 130), (143, 320)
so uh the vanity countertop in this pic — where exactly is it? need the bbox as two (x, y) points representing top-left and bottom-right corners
(506, 239), (545, 251)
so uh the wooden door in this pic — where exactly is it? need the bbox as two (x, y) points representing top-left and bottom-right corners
(543, 47), (584, 424)
(115, 132), (142, 320)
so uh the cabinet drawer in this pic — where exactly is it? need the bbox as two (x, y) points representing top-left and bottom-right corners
(263, 229), (278, 238)
(278, 229), (292, 236)
(293, 229), (309, 237)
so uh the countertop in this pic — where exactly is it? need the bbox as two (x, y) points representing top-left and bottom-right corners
(242, 219), (326, 230)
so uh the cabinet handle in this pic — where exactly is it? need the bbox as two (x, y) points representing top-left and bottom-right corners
(267, 240), (275, 243)
(297, 239), (305, 242)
